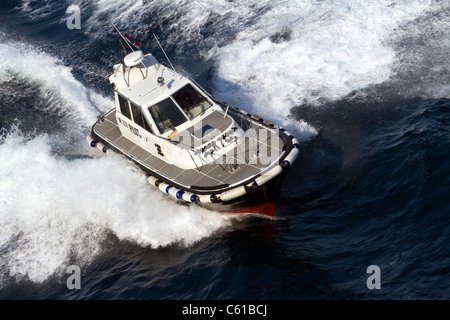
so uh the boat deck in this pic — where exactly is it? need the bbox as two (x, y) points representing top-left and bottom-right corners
(93, 109), (288, 194)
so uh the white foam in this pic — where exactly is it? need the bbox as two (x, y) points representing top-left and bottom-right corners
(205, 1), (433, 118)
(80, 0), (262, 36)
(0, 131), (235, 284)
(0, 36), (113, 131)
(15, 0), (56, 19)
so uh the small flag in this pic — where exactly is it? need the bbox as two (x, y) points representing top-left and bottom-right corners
(134, 39), (140, 47)
(123, 34), (130, 40)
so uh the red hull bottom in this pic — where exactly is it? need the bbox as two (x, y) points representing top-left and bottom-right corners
(226, 201), (276, 217)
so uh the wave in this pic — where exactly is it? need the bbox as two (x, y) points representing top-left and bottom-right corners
(0, 34), (112, 133)
(0, 130), (236, 285)
(205, 1), (440, 110)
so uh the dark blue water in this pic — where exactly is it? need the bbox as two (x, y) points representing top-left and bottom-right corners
(0, 0), (449, 302)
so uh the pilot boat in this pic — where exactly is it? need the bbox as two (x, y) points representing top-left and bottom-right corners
(87, 28), (300, 216)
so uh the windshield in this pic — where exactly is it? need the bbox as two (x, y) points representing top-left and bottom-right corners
(172, 84), (212, 119)
(148, 98), (187, 134)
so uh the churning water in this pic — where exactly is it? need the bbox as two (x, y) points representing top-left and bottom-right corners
(0, 0), (449, 300)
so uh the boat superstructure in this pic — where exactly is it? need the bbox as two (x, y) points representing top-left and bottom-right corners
(87, 28), (300, 216)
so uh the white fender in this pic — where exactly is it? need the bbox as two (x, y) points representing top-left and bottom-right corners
(291, 137), (300, 148)
(251, 114), (263, 121)
(282, 147), (300, 167)
(219, 185), (247, 202)
(253, 165), (283, 187)
(182, 192), (198, 203)
(168, 187), (184, 200)
(197, 194), (213, 203)
(147, 175), (160, 187)
(158, 182), (172, 194)
(96, 141), (107, 153)
(86, 135), (97, 147)
(283, 130), (294, 139)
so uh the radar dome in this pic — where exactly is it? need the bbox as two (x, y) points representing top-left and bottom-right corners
(124, 51), (144, 67)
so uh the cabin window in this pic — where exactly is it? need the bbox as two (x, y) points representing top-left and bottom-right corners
(118, 94), (132, 120)
(148, 98), (187, 134)
(142, 115), (153, 133)
(130, 102), (152, 133)
(172, 84), (212, 119)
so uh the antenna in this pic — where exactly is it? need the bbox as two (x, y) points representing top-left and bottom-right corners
(153, 33), (176, 74)
(112, 22), (135, 53)
(113, 29), (128, 57)
(223, 105), (230, 118)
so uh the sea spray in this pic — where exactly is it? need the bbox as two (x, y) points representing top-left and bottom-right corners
(0, 130), (235, 284)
